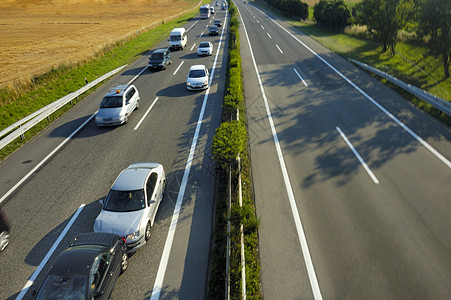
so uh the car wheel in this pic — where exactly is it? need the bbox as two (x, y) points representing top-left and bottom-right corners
(0, 231), (10, 251)
(162, 180), (167, 198)
(135, 101), (140, 110)
(120, 253), (128, 274)
(145, 222), (151, 241)
(169, 60), (172, 65)
(124, 115), (128, 124)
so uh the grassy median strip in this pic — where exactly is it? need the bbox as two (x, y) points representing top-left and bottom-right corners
(0, 1), (203, 161)
(209, 2), (261, 299)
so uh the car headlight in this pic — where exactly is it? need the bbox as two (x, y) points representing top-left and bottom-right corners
(203, 80), (208, 85)
(187, 82), (191, 86)
(125, 230), (140, 243)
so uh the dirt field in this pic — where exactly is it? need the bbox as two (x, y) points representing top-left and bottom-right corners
(0, 0), (198, 90)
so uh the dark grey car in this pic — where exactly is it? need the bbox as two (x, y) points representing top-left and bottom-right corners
(148, 48), (172, 70)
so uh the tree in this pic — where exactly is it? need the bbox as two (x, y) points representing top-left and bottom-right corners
(418, 0), (451, 78)
(356, 0), (412, 55)
(313, 0), (351, 29)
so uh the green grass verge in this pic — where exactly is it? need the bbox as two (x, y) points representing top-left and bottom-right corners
(0, 0), (204, 161)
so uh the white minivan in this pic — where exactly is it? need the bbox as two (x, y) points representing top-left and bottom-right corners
(168, 27), (187, 50)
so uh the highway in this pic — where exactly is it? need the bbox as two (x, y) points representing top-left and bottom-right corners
(235, 1), (451, 299)
(0, 4), (228, 299)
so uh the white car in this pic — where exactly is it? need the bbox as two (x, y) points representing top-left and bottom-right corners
(186, 65), (210, 90)
(95, 84), (140, 126)
(94, 163), (166, 253)
(197, 41), (213, 56)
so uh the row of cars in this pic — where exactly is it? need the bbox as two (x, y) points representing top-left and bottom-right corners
(33, 9), (222, 297)
(95, 18), (222, 126)
(34, 162), (167, 299)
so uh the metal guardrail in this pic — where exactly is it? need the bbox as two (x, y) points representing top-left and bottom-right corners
(0, 65), (127, 151)
(349, 59), (451, 117)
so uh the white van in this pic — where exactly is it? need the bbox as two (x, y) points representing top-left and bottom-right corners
(168, 28), (187, 50)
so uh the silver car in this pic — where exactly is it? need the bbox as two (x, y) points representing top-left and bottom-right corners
(95, 84), (140, 126)
(94, 162), (166, 253)
(186, 65), (210, 90)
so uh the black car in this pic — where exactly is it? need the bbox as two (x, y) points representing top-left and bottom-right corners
(0, 209), (10, 252)
(209, 25), (219, 36)
(34, 232), (128, 300)
(148, 48), (172, 70)
(213, 19), (222, 27)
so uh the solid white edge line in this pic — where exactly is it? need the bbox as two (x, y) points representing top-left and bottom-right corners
(190, 43), (197, 51)
(276, 44), (283, 54)
(134, 97), (160, 130)
(255, 6), (451, 169)
(173, 61), (184, 76)
(149, 10), (228, 300)
(0, 114), (96, 204)
(293, 68), (308, 87)
(336, 126), (380, 184)
(236, 3), (323, 299)
(15, 204), (85, 300)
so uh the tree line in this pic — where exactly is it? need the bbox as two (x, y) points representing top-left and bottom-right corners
(263, 0), (450, 78)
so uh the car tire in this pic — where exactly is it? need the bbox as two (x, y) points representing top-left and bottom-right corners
(135, 101), (140, 110)
(120, 253), (128, 274)
(0, 231), (10, 251)
(145, 222), (151, 241)
(162, 180), (167, 198)
(169, 60), (172, 65)
(124, 115), (128, 124)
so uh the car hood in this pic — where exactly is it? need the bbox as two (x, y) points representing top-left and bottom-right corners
(149, 58), (164, 65)
(94, 210), (145, 236)
(97, 107), (123, 119)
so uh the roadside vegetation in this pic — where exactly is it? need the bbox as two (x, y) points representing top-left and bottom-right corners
(257, 0), (451, 125)
(0, 1), (204, 161)
(209, 2), (261, 299)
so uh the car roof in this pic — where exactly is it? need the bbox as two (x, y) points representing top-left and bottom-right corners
(105, 84), (131, 97)
(49, 246), (104, 275)
(112, 162), (161, 191)
(70, 232), (119, 248)
(189, 65), (207, 71)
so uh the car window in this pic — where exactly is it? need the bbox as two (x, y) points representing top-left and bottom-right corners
(189, 69), (206, 78)
(90, 253), (111, 293)
(100, 96), (123, 108)
(151, 52), (164, 59)
(36, 274), (88, 300)
(146, 173), (158, 205)
(126, 88), (135, 102)
(170, 35), (181, 41)
(103, 189), (145, 212)
(199, 42), (210, 48)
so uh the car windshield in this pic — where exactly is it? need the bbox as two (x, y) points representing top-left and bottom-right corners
(36, 274), (88, 300)
(210, 26), (218, 30)
(199, 42), (210, 48)
(214, 20), (221, 24)
(151, 52), (164, 59)
(104, 189), (145, 212)
(189, 69), (206, 78)
(170, 35), (181, 41)
(100, 96), (123, 108)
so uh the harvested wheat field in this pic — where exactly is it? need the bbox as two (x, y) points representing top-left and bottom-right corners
(0, 0), (198, 90)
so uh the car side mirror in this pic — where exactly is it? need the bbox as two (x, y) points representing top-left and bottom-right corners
(99, 198), (104, 205)
(148, 199), (156, 206)
(94, 290), (104, 298)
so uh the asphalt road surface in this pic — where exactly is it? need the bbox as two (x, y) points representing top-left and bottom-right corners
(0, 4), (228, 299)
(236, 1), (451, 299)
